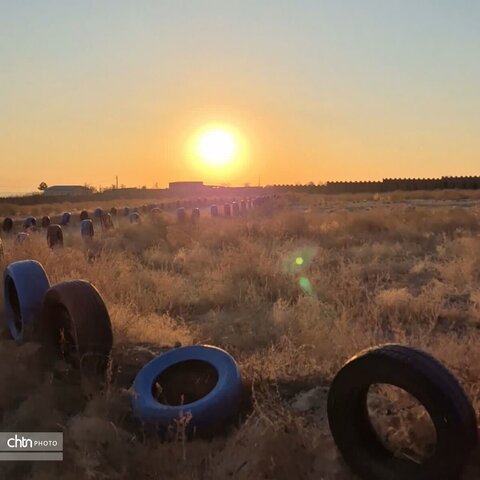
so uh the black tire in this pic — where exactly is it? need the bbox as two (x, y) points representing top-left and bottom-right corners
(79, 210), (89, 221)
(2, 217), (13, 233)
(46, 224), (64, 249)
(37, 280), (113, 375)
(191, 208), (200, 221)
(100, 213), (114, 231)
(41, 215), (51, 228)
(110, 207), (117, 216)
(327, 344), (478, 480)
(231, 202), (240, 216)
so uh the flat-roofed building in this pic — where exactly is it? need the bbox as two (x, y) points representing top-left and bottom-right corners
(43, 185), (92, 196)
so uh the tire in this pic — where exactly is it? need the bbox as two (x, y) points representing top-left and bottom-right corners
(3, 260), (50, 343)
(79, 210), (89, 221)
(129, 212), (140, 224)
(46, 224), (63, 248)
(37, 280), (113, 374)
(327, 344), (478, 480)
(131, 345), (243, 434)
(191, 208), (200, 221)
(123, 207), (130, 216)
(210, 205), (218, 217)
(223, 204), (231, 217)
(232, 202), (240, 216)
(80, 219), (94, 239)
(240, 200), (247, 211)
(176, 207), (186, 223)
(15, 232), (29, 244)
(60, 212), (71, 226)
(110, 207), (117, 216)
(94, 208), (103, 218)
(100, 213), (114, 231)
(41, 215), (51, 228)
(23, 216), (36, 229)
(2, 217), (13, 233)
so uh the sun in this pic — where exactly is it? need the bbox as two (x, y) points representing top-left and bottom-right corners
(196, 128), (237, 167)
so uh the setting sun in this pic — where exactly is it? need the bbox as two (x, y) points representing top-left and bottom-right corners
(196, 128), (238, 167)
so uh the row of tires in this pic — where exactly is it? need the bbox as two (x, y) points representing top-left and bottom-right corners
(2, 210), (118, 233)
(6, 219), (107, 248)
(3, 259), (473, 479)
(1, 196), (272, 234)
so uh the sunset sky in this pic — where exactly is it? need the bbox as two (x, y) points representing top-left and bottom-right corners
(1, 1), (480, 194)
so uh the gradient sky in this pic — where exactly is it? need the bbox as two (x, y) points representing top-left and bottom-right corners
(1, 1), (479, 193)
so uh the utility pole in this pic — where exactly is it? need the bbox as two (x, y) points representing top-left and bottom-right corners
(116, 176), (118, 189)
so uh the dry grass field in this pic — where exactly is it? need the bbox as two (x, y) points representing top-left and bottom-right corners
(1, 192), (480, 479)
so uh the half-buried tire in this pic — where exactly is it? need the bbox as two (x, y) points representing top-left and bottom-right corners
(129, 212), (140, 224)
(23, 216), (36, 229)
(3, 260), (50, 343)
(47, 224), (64, 249)
(41, 215), (51, 228)
(80, 219), (94, 240)
(60, 212), (71, 226)
(327, 344), (477, 480)
(37, 280), (113, 375)
(2, 217), (13, 233)
(131, 345), (243, 435)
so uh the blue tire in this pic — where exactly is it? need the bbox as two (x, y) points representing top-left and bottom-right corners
(176, 207), (186, 222)
(60, 212), (71, 226)
(94, 208), (103, 218)
(81, 219), (94, 239)
(129, 212), (140, 224)
(131, 345), (243, 433)
(23, 216), (36, 229)
(3, 260), (50, 343)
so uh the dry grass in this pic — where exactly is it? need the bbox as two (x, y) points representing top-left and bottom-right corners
(1, 196), (480, 479)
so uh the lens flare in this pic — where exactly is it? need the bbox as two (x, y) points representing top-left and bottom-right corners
(299, 277), (313, 295)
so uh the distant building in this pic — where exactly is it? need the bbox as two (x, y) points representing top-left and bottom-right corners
(43, 185), (92, 197)
(168, 181), (206, 194)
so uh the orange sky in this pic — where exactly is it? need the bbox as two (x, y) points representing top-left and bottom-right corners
(1, 2), (479, 194)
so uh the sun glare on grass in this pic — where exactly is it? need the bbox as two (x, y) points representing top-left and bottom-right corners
(196, 127), (238, 167)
